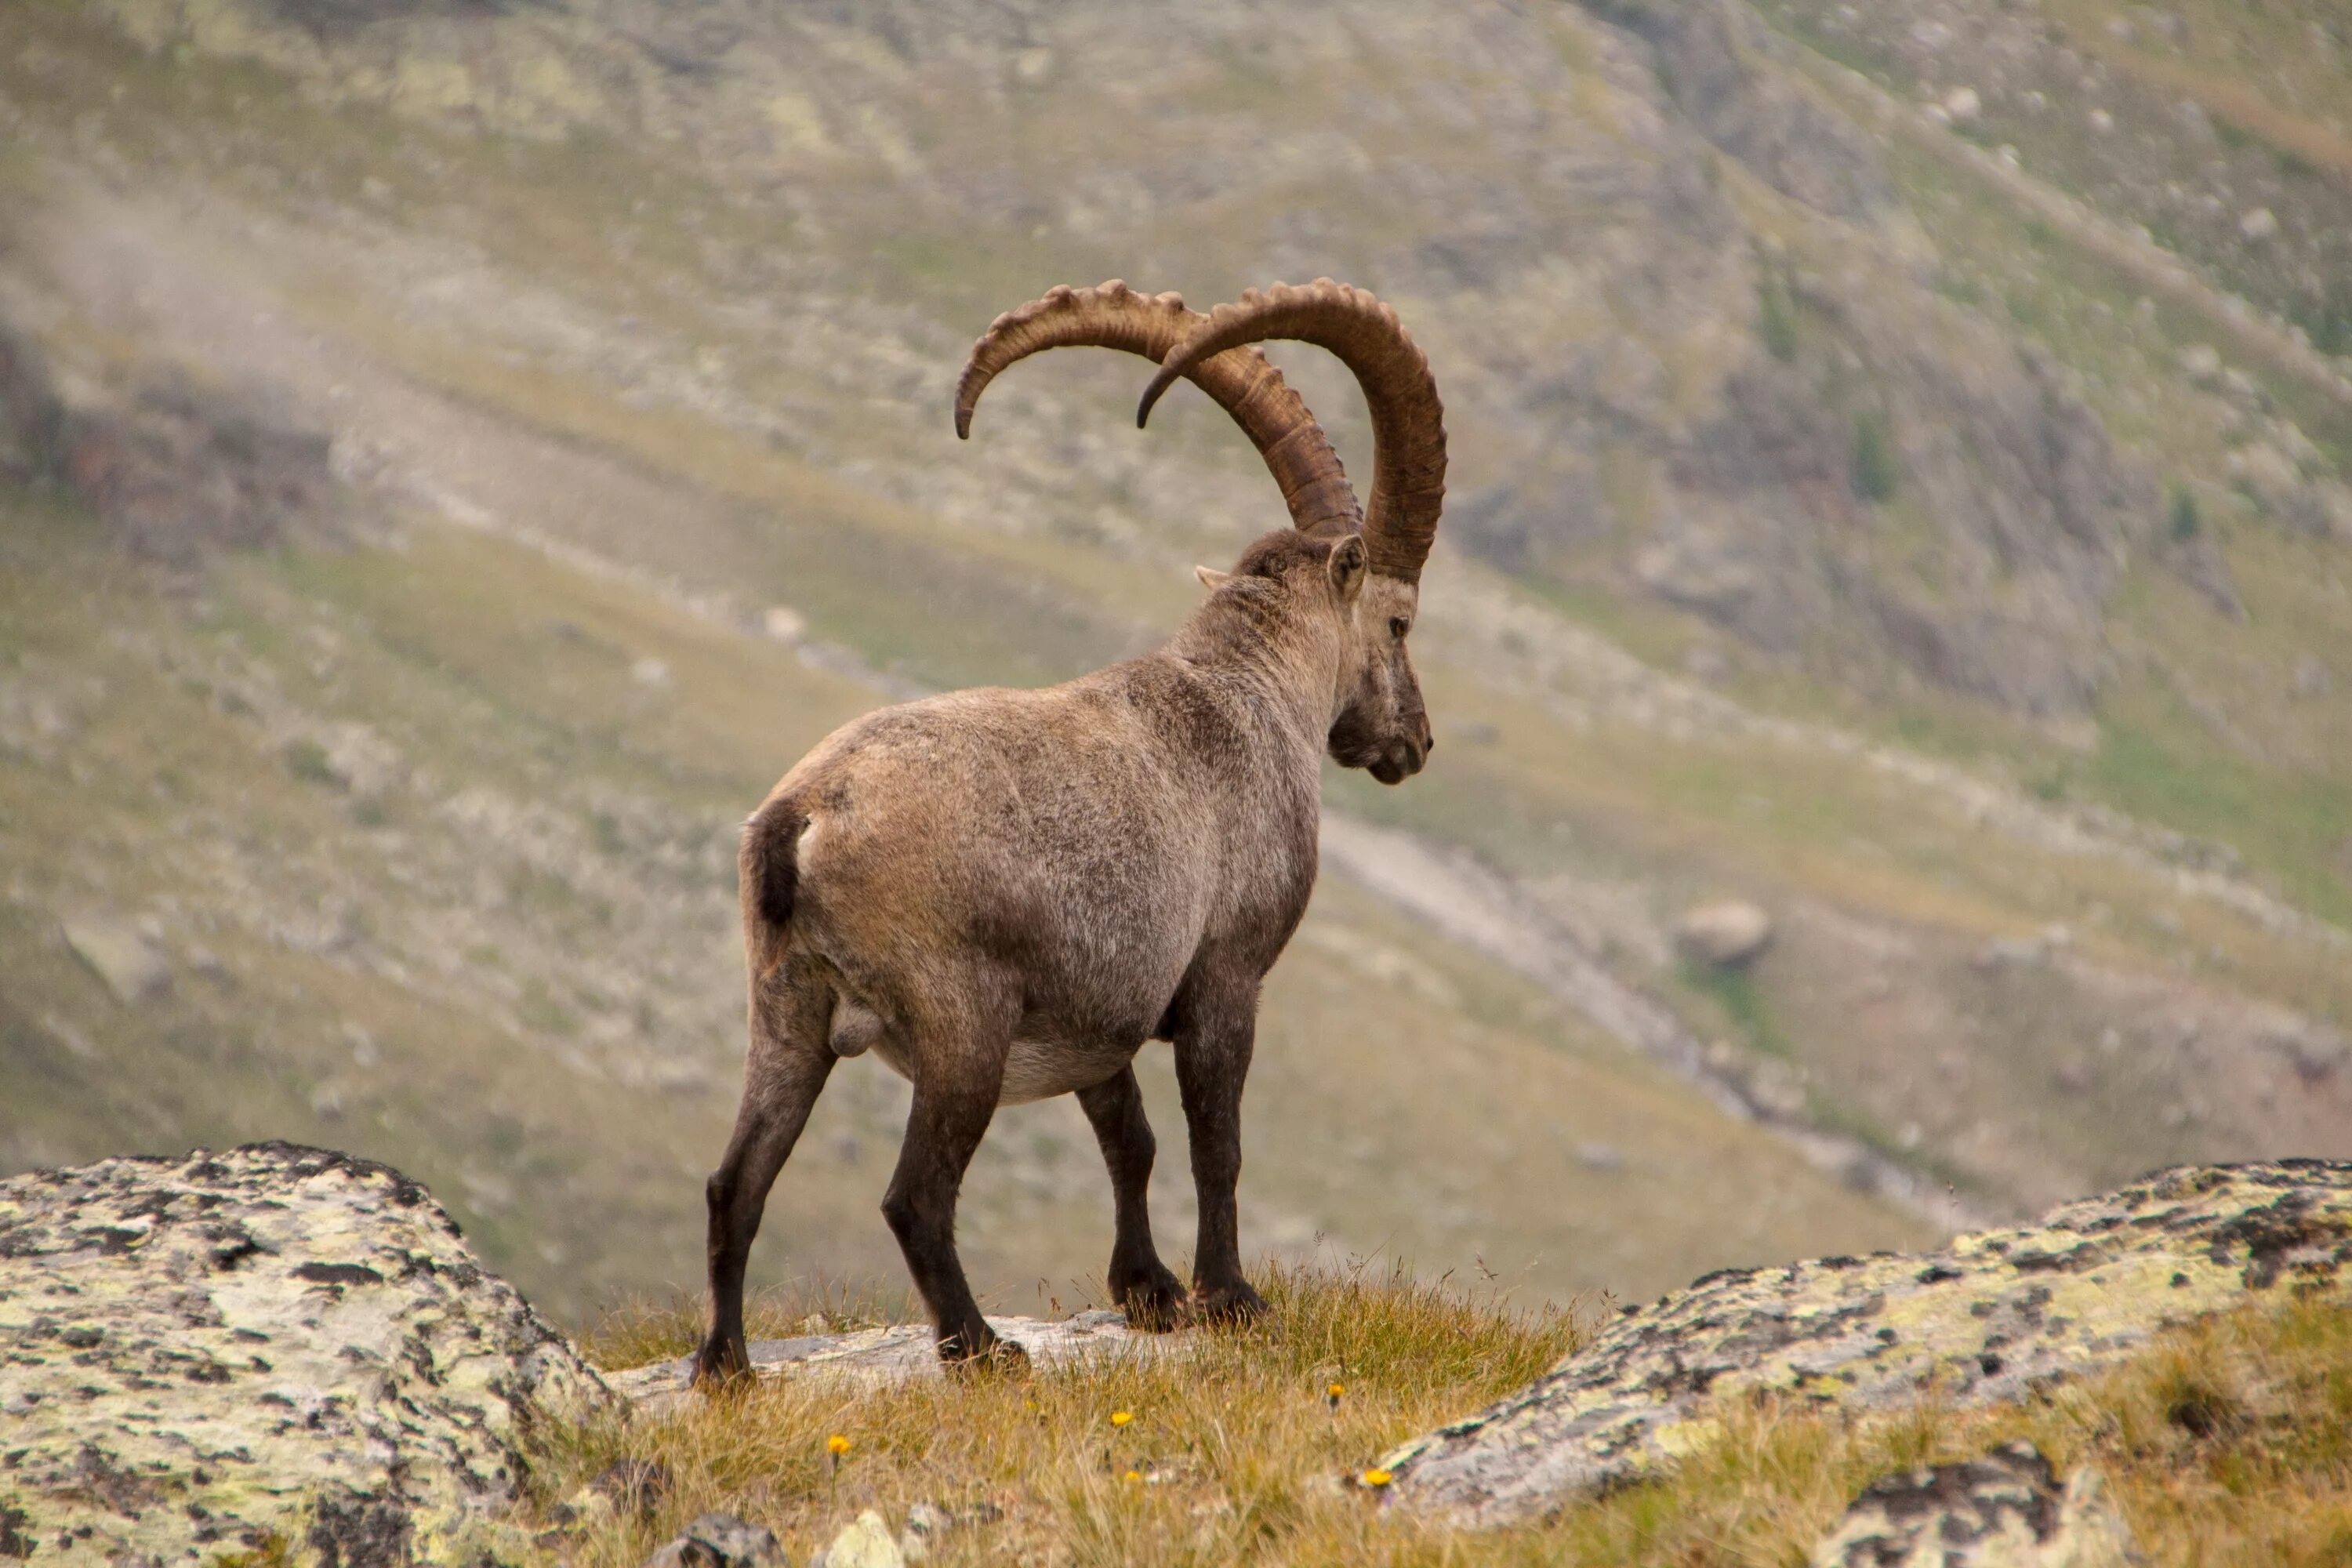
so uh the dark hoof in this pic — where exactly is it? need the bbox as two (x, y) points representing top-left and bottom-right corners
(938, 1323), (1029, 1373)
(1111, 1261), (1189, 1333)
(691, 1335), (750, 1391)
(1191, 1280), (1270, 1326)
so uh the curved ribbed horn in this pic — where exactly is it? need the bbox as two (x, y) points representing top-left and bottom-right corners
(955, 280), (1359, 535)
(1139, 279), (1445, 584)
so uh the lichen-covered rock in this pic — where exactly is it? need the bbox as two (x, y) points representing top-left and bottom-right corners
(0, 1143), (613, 1563)
(811, 1509), (902, 1568)
(644, 1511), (787, 1568)
(1381, 1162), (2352, 1526)
(1809, 1443), (2134, 1567)
(607, 1309), (1163, 1415)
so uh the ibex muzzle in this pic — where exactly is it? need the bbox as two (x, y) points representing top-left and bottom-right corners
(696, 280), (1447, 1377)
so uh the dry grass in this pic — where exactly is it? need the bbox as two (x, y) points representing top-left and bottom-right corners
(537, 1262), (1587, 1566)
(529, 1270), (2352, 1566)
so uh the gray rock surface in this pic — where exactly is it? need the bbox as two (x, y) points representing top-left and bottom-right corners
(1674, 900), (1774, 967)
(1588, 0), (1892, 223)
(896, 1497), (1000, 1563)
(897, 1500), (955, 1563)
(1809, 1443), (2135, 1567)
(608, 1308), (1167, 1414)
(0, 327), (61, 486)
(59, 914), (170, 1006)
(810, 1509), (902, 1568)
(0, 1144), (613, 1563)
(644, 1511), (787, 1568)
(1381, 1162), (2352, 1526)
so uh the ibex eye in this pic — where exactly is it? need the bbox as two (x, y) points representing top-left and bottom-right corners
(1389, 617), (1410, 639)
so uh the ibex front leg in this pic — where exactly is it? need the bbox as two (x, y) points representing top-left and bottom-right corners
(1172, 980), (1269, 1323)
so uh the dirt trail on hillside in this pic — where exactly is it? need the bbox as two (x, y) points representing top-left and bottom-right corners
(1318, 816), (1980, 1226)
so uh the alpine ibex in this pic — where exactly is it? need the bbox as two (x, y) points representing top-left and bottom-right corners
(696, 279), (1446, 1376)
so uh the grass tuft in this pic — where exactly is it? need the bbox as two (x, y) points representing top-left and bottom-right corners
(1849, 410), (1900, 504)
(1757, 270), (1801, 362)
(2168, 481), (2202, 542)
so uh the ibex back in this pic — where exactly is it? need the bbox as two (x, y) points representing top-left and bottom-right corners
(697, 279), (1446, 1376)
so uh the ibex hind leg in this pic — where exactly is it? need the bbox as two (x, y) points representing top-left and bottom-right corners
(695, 952), (837, 1387)
(881, 983), (1026, 1368)
(1076, 1065), (1186, 1330)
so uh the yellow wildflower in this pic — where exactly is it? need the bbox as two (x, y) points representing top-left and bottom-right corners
(1359, 1468), (1393, 1489)
(1123, 1468), (1143, 1483)
(827, 1433), (852, 1457)
(1109, 1410), (1134, 1427)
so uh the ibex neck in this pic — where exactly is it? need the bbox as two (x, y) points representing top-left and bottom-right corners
(1165, 588), (1345, 757)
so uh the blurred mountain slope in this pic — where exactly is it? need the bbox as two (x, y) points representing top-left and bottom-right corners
(2, 0), (2347, 1319)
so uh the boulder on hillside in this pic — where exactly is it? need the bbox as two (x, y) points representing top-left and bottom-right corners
(1377, 1161), (2352, 1526)
(59, 913), (171, 1006)
(645, 1511), (788, 1568)
(1674, 899), (1774, 967)
(811, 1508), (903, 1568)
(0, 1143), (614, 1563)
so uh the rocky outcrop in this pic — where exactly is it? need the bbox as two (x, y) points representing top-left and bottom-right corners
(0, 1144), (612, 1563)
(1584, 0), (1891, 223)
(0, 318), (342, 565)
(645, 1512), (788, 1568)
(1379, 1162), (2352, 1526)
(0, 328), (63, 486)
(60, 368), (343, 567)
(1628, 290), (2155, 719)
(1809, 1443), (2135, 1568)
(608, 1308), (1165, 1416)
(1769, 0), (2352, 358)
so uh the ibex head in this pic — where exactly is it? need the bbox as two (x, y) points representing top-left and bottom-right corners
(1327, 553), (1432, 784)
(1188, 528), (1425, 781)
(957, 278), (1446, 786)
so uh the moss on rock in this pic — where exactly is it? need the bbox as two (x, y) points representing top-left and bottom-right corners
(0, 1143), (612, 1563)
(1381, 1161), (2352, 1526)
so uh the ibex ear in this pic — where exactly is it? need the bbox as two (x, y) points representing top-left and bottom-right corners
(1194, 564), (1233, 591)
(1327, 534), (1367, 604)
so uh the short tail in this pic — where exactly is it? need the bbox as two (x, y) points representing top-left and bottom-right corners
(739, 798), (805, 966)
